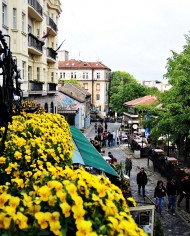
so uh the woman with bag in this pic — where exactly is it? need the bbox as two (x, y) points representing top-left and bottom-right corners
(154, 180), (167, 216)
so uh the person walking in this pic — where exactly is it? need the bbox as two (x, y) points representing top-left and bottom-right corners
(177, 174), (190, 213)
(154, 180), (167, 216)
(107, 132), (113, 147)
(125, 156), (132, 177)
(136, 167), (148, 197)
(166, 177), (179, 215)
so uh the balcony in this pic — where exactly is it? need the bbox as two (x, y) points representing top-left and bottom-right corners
(28, 81), (43, 94)
(28, 0), (43, 22)
(47, 47), (57, 63)
(47, 17), (57, 36)
(28, 33), (44, 55)
(47, 83), (57, 94)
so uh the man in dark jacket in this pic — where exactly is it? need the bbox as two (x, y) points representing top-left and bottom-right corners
(136, 167), (147, 197)
(167, 177), (179, 215)
(177, 174), (190, 213)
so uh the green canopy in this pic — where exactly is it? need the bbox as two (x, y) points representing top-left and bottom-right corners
(70, 126), (119, 177)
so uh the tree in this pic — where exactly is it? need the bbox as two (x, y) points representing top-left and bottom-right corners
(109, 71), (155, 115)
(150, 34), (190, 159)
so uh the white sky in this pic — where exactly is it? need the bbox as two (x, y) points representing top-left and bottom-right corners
(58, 0), (190, 82)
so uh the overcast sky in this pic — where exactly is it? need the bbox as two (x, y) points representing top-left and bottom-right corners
(58, 0), (190, 82)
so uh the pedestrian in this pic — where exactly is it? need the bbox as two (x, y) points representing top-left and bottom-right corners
(177, 174), (190, 213)
(94, 123), (97, 133)
(154, 180), (167, 216)
(125, 156), (132, 177)
(136, 167), (148, 197)
(108, 151), (117, 163)
(166, 177), (179, 215)
(105, 122), (108, 132)
(102, 131), (107, 147)
(107, 132), (113, 147)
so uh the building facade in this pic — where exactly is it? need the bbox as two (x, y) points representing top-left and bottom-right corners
(58, 50), (111, 117)
(57, 82), (91, 129)
(0, 0), (61, 112)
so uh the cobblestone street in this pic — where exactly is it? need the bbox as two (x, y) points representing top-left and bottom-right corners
(84, 122), (190, 236)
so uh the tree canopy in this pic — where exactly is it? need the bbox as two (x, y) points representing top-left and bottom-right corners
(109, 71), (159, 115)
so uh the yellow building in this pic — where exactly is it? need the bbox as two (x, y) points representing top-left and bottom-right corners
(58, 50), (111, 117)
(0, 0), (61, 112)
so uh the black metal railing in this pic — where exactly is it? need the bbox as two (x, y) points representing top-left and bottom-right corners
(28, 0), (43, 16)
(47, 17), (57, 32)
(47, 47), (57, 60)
(28, 33), (43, 52)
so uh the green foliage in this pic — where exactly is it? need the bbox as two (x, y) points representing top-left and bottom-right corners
(109, 71), (157, 115)
(154, 217), (164, 236)
(149, 33), (190, 158)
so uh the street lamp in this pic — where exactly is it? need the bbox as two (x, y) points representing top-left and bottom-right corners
(140, 128), (145, 158)
(128, 120), (132, 134)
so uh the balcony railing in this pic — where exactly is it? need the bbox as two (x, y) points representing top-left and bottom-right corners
(47, 17), (57, 33)
(47, 47), (57, 61)
(28, 0), (43, 16)
(28, 33), (44, 54)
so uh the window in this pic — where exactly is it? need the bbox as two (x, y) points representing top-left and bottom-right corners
(96, 84), (100, 91)
(60, 72), (62, 78)
(21, 61), (25, 80)
(13, 8), (17, 29)
(83, 72), (88, 79)
(28, 25), (32, 34)
(74, 72), (77, 79)
(96, 94), (100, 101)
(22, 12), (25, 32)
(2, 3), (7, 26)
(71, 72), (73, 79)
(83, 83), (88, 90)
(37, 67), (40, 81)
(97, 72), (100, 79)
(63, 72), (65, 78)
(28, 66), (32, 81)
(51, 72), (54, 82)
(36, 29), (40, 38)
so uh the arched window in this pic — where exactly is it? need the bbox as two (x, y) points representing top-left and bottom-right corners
(50, 102), (54, 113)
(44, 103), (48, 112)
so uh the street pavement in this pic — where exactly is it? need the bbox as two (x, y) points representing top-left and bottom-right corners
(84, 122), (190, 236)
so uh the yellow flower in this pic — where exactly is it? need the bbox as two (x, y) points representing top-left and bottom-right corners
(66, 183), (77, 196)
(11, 178), (24, 188)
(25, 155), (31, 162)
(49, 221), (61, 236)
(48, 195), (57, 206)
(0, 192), (10, 207)
(0, 213), (11, 229)
(72, 205), (85, 222)
(56, 190), (66, 202)
(76, 220), (92, 236)
(60, 202), (71, 218)
(14, 151), (22, 160)
(35, 212), (49, 229)
(14, 212), (28, 229)
(9, 196), (20, 209)
(38, 186), (52, 201)
(95, 184), (107, 198)
(0, 157), (6, 164)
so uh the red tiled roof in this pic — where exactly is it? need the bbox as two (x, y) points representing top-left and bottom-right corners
(58, 59), (111, 70)
(123, 95), (157, 106)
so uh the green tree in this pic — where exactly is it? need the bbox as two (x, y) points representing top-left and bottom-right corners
(150, 34), (190, 158)
(109, 71), (155, 115)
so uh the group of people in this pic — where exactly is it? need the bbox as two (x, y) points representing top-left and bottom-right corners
(136, 167), (190, 216)
(94, 122), (117, 148)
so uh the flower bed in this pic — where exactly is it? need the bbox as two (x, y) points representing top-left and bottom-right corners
(0, 112), (146, 236)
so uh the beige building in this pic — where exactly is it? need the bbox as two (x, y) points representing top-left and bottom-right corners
(0, 0), (61, 112)
(58, 50), (111, 117)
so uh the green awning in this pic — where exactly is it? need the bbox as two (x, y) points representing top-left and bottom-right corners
(70, 126), (119, 177)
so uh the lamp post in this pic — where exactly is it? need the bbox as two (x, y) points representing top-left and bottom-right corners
(128, 120), (132, 135)
(140, 128), (145, 158)
(0, 31), (23, 155)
